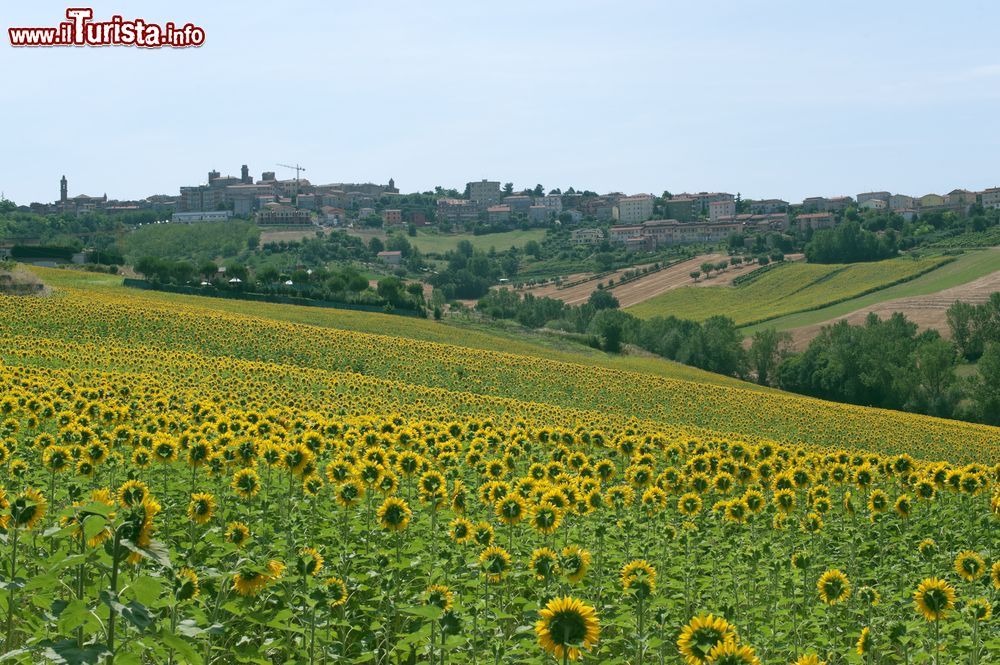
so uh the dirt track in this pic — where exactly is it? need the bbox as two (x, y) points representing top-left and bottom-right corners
(785, 268), (1000, 350)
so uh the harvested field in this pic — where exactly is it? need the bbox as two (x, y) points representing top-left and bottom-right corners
(785, 266), (1000, 350)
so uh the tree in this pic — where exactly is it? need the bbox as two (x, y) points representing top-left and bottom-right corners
(700, 261), (714, 277)
(969, 342), (1000, 425)
(589, 309), (627, 353)
(588, 289), (620, 311)
(503, 182), (514, 195)
(907, 336), (958, 417)
(533, 184), (544, 197)
(368, 237), (385, 255)
(748, 328), (792, 386)
(595, 252), (615, 271)
(689, 270), (701, 281)
(407, 223), (417, 237)
(524, 240), (542, 259)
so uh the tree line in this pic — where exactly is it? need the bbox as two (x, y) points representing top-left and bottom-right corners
(476, 288), (1000, 426)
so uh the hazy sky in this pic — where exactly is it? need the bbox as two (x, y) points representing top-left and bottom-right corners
(2, 0), (999, 205)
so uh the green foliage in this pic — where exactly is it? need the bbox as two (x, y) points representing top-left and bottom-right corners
(805, 221), (898, 263)
(122, 221), (260, 264)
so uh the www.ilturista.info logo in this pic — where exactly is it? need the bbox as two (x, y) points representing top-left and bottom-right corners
(8, 8), (205, 48)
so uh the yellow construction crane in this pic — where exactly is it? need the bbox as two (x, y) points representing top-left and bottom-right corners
(277, 163), (306, 204)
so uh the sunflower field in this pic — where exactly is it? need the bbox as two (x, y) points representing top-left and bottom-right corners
(1, 277), (999, 664)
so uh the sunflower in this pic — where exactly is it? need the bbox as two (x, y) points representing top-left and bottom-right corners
(917, 538), (938, 560)
(530, 503), (562, 536)
(867, 490), (888, 516)
(335, 479), (364, 508)
(225, 521), (251, 547)
(992, 561), (1000, 590)
(232, 560), (285, 597)
(187, 492), (216, 525)
(473, 521), (495, 546)
(231, 467), (261, 499)
(174, 568), (199, 603)
(817, 569), (850, 606)
(954, 550), (986, 581)
(376, 497), (412, 532)
(773, 488), (795, 514)
(913, 578), (956, 622)
(117, 480), (149, 508)
(966, 597), (992, 622)
(856, 627), (871, 657)
(298, 546), (324, 577)
(324, 577), (349, 607)
(495, 494), (527, 526)
(534, 596), (600, 662)
(857, 585), (880, 607)
(889, 493), (912, 518)
(677, 614), (738, 665)
(9, 487), (47, 530)
(449, 516), (474, 545)
(792, 654), (826, 665)
(704, 639), (760, 665)
(679, 492), (703, 517)
(425, 584), (454, 611)
(42, 445), (72, 473)
(621, 559), (656, 599)
(561, 545), (592, 584)
(530, 547), (560, 581)
(479, 545), (512, 583)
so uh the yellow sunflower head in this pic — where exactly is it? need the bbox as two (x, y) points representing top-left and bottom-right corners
(534, 596), (600, 662)
(621, 559), (657, 600)
(954, 550), (985, 582)
(913, 578), (956, 622)
(425, 584), (454, 612)
(560, 545), (592, 585)
(817, 569), (851, 606)
(677, 614), (737, 665)
(376, 496), (412, 532)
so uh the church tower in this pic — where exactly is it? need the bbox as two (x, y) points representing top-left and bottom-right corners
(60, 175), (68, 204)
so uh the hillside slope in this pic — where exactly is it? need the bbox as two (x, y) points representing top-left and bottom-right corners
(5, 267), (999, 463)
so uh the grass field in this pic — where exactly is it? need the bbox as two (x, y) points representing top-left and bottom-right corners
(626, 256), (950, 326)
(1, 267), (998, 664)
(742, 248), (1000, 335)
(409, 229), (547, 255)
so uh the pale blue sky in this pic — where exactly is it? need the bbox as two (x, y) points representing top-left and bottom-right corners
(2, 0), (999, 205)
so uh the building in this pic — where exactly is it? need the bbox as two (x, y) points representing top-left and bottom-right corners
(796, 212), (836, 230)
(615, 194), (655, 224)
(801, 196), (853, 213)
(859, 198), (887, 210)
(607, 219), (741, 250)
(747, 199), (789, 214)
(661, 196), (700, 221)
(382, 209), (403, 225)
(538, 194), (563, 214)
(528, 205), (550, 224)
(502, 195), (533, 216)
(918, 193), (946, 208)
(257, 204), (312, 225)
(487, 205), (511, 223)
(467, 180), (501, 206)
(716, 213), (790, 232)
(708, 199), (736, 221)
(436, 198), (479, 224)
(171, 211), (233, 223)
(857, 191), (891, 207)
(982, 187), (1000, 210)
(377, 250), (403, 266)
(889, 194), (916, 210)
(607, 225), (643, 244)
(571, 228), (604, 245)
